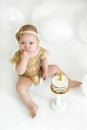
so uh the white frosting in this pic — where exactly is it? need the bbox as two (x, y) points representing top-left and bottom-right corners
(52, 75), (68, 88)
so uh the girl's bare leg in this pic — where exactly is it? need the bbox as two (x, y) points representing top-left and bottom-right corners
(16, 76), (38, 118)
(48, 65), (82, 87)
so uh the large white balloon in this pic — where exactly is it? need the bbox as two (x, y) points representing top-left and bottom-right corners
(31, 4), (56, 27)
(79, 16), (87, 44)
(39, 17), (73, 43)
(82, 74), (87, 96)
(0, 7), (25, 32)
(78, 49), (87, 72)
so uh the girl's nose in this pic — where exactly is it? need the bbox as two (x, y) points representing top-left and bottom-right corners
(25, 43), (30, 48)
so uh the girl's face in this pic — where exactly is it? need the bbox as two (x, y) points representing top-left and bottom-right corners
(19, 33), (39, 52)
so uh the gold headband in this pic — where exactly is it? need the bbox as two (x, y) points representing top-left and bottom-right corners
(22, 31), (39, 39)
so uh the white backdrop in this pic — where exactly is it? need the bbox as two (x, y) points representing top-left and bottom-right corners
(0, 0), (87, 130)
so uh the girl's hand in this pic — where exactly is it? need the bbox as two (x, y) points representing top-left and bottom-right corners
(21, 50), (37, 60)
(42, 71), (48, 80)
(21, 50), (31, 60)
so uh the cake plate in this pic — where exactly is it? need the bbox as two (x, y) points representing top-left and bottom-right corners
(50, 84), (69, 112)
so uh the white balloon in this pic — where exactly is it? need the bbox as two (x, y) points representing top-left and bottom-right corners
(78, 49), (87, 72)
(31, 4), (56, 27)
(39, 17), (73, 43)
(79, 16), (87, 44)
(82, 74), (87, 96)
(0, 7), (25, 32)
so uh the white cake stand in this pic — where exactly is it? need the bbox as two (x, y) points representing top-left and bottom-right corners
(51, 94), (66, 111)
(50, 84), (69, 112)
(50, 75), (69, 111)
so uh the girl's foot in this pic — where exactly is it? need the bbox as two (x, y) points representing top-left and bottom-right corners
(69, 80), (82, 88)
(30, 103), (38, 118)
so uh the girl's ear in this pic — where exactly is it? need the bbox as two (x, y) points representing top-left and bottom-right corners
(18, 41), (20, 44)
(37, 38), (40, 44)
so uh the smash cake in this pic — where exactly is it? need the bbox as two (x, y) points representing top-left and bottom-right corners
(51, 74), (69, 94)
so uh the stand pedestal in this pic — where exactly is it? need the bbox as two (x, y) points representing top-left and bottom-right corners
(50, 75), (69, 112)
(51, 94), (66, 111)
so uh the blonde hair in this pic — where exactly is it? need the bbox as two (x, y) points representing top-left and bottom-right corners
(15, 24), (38, 41)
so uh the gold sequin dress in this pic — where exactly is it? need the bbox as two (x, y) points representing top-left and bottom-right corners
(11, 47), (48, 85)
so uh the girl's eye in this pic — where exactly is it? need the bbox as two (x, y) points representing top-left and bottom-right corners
(21, 42), (25, 44)
(30, 42), (33, 45)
